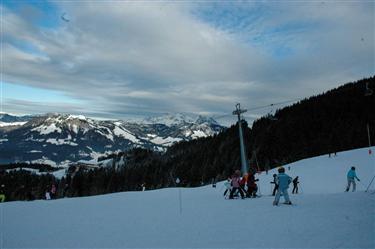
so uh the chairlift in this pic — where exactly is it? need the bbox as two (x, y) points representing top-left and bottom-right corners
(61, 13), (70, 22)
(365, 82), (373, 96)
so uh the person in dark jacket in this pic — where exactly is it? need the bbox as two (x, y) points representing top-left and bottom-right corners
(271, 174), (278, 196)
(247, 173), (259, 198)
(292, 176), (299, 194)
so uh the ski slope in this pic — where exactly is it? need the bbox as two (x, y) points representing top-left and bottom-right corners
(1, 147), (375, 248)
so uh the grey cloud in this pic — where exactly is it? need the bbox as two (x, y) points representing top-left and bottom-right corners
(2, 2), (374, 123)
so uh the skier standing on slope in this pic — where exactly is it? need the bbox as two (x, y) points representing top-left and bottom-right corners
(271, 174), (278, 196)
(223, 178), (232, 198)
(239, 173), (248, 195)
(346, 166), (360, 192)
(247, 173), (259, 198)
(229, 170), (245, 199)
(0, 184), (5, 202)
(50, 184), (57, 199)
(45, 187), (51, 200)
(292, 176), (299, 194)
(273, 167), (292, 205)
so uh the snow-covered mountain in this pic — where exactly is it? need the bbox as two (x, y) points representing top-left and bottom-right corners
(141, 113), (220, 127)
(0, 113), (223, 165)
(2, 147), (374, 248)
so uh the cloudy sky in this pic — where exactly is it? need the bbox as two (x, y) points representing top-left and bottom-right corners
(1, 1), (374, 125)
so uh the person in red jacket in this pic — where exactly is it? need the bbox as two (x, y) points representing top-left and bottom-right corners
(239, 173), (248, 194)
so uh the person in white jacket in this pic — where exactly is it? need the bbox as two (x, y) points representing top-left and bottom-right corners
(223, 178), (232, 198)
(45, 189), (51, 200)
(273, 167), (292, 205)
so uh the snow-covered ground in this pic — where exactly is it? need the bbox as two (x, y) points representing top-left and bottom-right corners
(1, 147), (375, 248)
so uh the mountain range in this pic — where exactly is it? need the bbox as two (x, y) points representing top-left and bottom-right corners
(0, 113), (223, 165)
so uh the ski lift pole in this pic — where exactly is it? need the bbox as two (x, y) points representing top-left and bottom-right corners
(367, 123), (372, 154)
(254, 150), (261, 173)
(233, 103), (248, 175)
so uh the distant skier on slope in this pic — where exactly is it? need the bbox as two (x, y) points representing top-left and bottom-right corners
(345, 166), (360, 192)
(292, 176), (299, 194)
(45, 188), (51, 200)
(273, 167), (292, 205)
(0, 184), (5, 202)
(51, 184), (57, 199)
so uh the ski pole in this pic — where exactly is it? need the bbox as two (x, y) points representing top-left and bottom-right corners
(270, 183), (272, 195)
(365, 175), (375, 192)
(299, 184), (303, 194)
(358, 180), (367, 189)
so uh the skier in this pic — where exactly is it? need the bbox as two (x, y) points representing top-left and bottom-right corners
(271, 174), (278, 196)
(247, 173), (259, 198)
(212, 178), (217, 188)
(239, 173), (248, 195)
(346, 166), (360, 192)
(63, 183), (69, 197)
(223, 178), (232, 198)
(45, 188), (51, 200)
(292, 176), (299, 194)
(51, 184), (57, 199)
(273, 167), (292, 205)
(0, 184), (5, 202)
(229, 170), (245, 199)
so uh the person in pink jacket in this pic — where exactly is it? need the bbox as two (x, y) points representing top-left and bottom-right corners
(229, 170), (245, 199)
(51, 184), (57, 199)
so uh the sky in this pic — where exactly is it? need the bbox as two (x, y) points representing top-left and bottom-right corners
(1, 0), (374, 125)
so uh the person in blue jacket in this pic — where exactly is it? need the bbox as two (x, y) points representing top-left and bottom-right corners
(346, 166), (360, 192)
(273, 167), (292, 205)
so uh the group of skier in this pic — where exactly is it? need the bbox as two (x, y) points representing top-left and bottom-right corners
(45, 183), (70, 200)
(224, 165), (362, 205)
(224, 169), (260, 199)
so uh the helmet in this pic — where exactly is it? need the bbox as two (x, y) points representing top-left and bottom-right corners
(278, 167), (285, 173)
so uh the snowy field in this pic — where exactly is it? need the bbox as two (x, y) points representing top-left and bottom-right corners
(1, 147), (375, 248)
